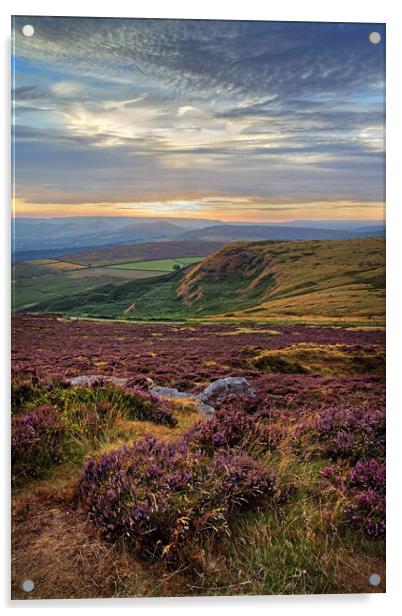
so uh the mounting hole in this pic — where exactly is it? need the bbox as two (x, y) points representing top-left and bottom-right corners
(369, 31), (381, 45)
(21, 579), (34, 593)
(22, 24), (35, 38)
(368, 572), (381, 586)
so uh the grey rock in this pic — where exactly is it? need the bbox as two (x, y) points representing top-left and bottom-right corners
(67, 375), (129, 387)
(150, 386), (194, 400)
(197, 402), (216, 416)
(149, 385), (214, 416)
(199, 377), (256, 406)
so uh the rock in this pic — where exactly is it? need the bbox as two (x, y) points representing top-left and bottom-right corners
(149, 385), (214, 417)
(199, 376), (256, 406)
(150, 386), (194, 400)
(66, 374), (254, 418)
(197, 402), (215, 416)
(67, 375), (129, 387)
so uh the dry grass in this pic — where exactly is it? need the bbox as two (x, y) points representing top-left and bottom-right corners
(32, 259), (85, 271)
(248, 343), (385, 376)
(11, 491), (192, 599)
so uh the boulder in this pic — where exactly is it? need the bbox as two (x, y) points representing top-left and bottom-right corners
(148, 385), (214, 417)
(199, 376), (256, 407)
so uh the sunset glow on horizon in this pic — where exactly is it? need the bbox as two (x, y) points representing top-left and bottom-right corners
(12, 197), (385, 223)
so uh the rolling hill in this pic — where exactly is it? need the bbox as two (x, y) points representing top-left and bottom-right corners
(12, 216), (223, 259)
(62, 240), (224, 266)
(28, 238), (385, 325)
(178, 224), (385, 242)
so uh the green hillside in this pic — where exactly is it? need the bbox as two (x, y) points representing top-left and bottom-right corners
(12, 241), (219, 311)
(24, 238), (385, 325)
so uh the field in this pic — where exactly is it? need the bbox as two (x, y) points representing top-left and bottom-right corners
(12, 265), (160, 311)
(110, 257), (203, 271)
(11, 315), (385, 598)
(12, 241), (218, 311)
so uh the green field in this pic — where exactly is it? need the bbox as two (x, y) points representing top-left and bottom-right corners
(12, 263), (165, 311)
(110, 256), (203, 271)
(12, 247), (207, 311)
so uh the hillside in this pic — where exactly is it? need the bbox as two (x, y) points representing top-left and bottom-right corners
(29, 238), (385, 324)
(62, 240), (224, 266)
(178, 224), (385, 242)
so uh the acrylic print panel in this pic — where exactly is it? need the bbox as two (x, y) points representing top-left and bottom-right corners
(11, 16), (385, 599)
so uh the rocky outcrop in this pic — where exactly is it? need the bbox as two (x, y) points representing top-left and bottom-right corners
(66, 375), (254, 417)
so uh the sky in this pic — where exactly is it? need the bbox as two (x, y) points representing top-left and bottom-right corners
(12, 17), (385, 222)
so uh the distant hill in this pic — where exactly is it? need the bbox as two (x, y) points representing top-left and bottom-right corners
(13, 216), (385, 258)
(99, 221), (184, 243)
(63, 240), (224, 266)
(178, 224), (385, 242)
(30, 237), (385, 324)
(12, 216), (222, 255)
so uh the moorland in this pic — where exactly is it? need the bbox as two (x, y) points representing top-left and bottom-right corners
(11, 233), (385, 598)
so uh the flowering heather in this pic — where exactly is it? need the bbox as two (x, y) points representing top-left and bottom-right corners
(124, 387), (176, 427)
(294, 404), (385, 462)
(184, 408), (280, 455)
(78, 436), (275, 559)
(322, 459), (385, 539)
(12, 405), (64, 482)
(12, 315), (384, 387)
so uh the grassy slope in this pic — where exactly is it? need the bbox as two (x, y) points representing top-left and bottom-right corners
(29, 238), (385, 324)
(203, 237), (385, 323)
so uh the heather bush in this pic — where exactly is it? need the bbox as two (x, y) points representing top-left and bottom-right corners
(294, 404), (385, 462)
(346, 459), (386, 539)
(12, 405), (64, 482)
(184, 408), (280, 456)
(322, 459), (385, 539)
(11, 370), (52, 414)
(78, 436), (275, 560)
(122, 385), (177, 427)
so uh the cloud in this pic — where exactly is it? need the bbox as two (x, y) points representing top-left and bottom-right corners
(11, 17), (385, 217)
(50, 81), (83, 97)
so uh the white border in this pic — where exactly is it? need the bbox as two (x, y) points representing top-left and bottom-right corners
(2, 1), (401, 614)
